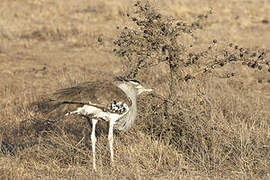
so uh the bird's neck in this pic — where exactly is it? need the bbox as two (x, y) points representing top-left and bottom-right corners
(116, 83), (138, 130)
(117, 83), (137, 104)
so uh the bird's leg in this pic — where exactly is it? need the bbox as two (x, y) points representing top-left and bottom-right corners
(82, 116), (92, 147)
(108, 119), (116, 166)
(91, 118), (98, 171)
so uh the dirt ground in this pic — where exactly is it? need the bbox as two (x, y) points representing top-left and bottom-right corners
(0, 0), (270, 179)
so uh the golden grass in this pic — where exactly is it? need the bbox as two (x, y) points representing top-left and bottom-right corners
(1, 0), (270, 179)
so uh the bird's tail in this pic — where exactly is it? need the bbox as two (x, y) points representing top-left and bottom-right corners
(29, 98), (62, 114)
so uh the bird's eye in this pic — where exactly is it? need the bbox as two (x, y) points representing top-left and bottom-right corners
(136, 85), (143, 89)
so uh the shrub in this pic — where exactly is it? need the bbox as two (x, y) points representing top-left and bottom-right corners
(113, 0), (270, 177)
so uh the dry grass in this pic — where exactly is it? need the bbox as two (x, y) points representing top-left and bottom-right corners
(1, 0), (270, 179)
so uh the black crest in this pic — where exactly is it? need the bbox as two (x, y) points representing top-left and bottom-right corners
(129, 79), (140, 84)
(115, 76), (140, 84)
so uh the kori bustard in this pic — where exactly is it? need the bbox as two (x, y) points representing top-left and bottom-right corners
(40, 77), (152, 170)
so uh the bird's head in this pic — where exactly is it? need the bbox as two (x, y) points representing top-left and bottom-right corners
(115, 76), (153, 95)
(128, 79), (153, 95)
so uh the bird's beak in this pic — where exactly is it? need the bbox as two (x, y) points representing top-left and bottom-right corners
(144, 88), (153, 92)
(138, 86), (153, 95)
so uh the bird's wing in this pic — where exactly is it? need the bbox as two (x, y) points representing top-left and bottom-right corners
(50, 81), (131, 106)
(33, 81), (131, 118)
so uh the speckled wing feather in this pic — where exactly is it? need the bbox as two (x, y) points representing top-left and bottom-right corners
(36, 81), (131, 118)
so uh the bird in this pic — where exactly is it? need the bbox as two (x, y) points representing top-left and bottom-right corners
(35, 76), (152, 170)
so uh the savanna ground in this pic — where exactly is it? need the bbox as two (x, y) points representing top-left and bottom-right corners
(0, 0), (270, 179)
